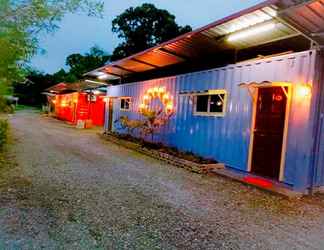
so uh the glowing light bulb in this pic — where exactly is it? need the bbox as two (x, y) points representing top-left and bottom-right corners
(166, 102), (173, 111)
(163, 93), (169, 100)
(147, 88), (153, 96)
(153, 87), (159, 96)
(296, 84), (311, 98)
(227, 22), (276, 42)
(158, 87), (166, 94)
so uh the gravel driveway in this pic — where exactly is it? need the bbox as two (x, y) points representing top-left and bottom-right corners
(0, 109), (324, 249)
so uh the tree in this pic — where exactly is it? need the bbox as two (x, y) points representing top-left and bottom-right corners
(111, 3), (192, 60)
(0, 0), (104, 95)
(66, 46), (110, 79)
(13, 46), (109, 106)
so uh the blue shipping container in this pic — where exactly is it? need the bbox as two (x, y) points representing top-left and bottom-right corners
(106, 50), (323, 192)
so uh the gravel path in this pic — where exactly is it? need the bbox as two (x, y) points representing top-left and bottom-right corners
(0, 109), (324, 249)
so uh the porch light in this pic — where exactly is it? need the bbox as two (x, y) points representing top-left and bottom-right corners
(227, 22), (276, 42)
(296, 84), (312, 98)
(97, 73), (109, 80)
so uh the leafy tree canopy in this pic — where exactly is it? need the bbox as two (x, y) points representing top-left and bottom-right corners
(111, 3), (192, 61)
(0, 0), (104, 94)
(13, 46), (109, 106)
(66, 46), (110, 80)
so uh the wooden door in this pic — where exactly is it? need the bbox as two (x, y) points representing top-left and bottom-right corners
(251, 87), (287, 179)
(107, 98), (114, 132)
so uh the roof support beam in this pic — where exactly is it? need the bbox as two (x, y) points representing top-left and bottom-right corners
(273, 15), (318, 45)
(102, 71), (122, 78)
(112, 65), (137, 73)
(158, 48), (189, 61)
(278, 0), (319, 14)
(311, 31), (324, 37)
(130, 58), (160, 68)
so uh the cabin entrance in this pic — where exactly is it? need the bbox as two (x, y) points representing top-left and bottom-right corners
(249, 85), (290, 180)
(107, 98), (114, 132)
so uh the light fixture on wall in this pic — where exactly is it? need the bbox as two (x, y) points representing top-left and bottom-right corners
(97, 73), (110, 80)
(139, 87), (174, 114)
(227, 22), (276, 42)
(296, 84), (312, 99)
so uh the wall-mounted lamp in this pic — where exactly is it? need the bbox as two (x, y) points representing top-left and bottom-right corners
(296, 84), (312, 99)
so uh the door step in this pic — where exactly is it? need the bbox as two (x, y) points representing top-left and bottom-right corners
(209, 167), (303, 199)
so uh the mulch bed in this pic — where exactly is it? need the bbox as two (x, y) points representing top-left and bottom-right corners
(100, 132), (224, 174)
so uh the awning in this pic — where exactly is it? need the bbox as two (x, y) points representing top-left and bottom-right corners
(45, 81), (109, 94)
(238, 81), (291, 88)
(85, 0), (324, 81)
(239, 81), (291, 102)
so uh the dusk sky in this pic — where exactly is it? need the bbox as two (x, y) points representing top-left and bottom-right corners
(31, 0), (263, 74)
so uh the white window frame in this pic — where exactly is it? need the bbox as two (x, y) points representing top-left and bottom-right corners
(193, 89), (227, 117)
(120, 97), (131, 111)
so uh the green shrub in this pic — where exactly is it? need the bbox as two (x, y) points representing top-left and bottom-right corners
(0, 119), (9, 151)
(0, 96), (14, 114)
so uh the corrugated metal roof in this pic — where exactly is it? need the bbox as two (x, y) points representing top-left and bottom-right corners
(46, 81), (108, 94)
(278, 0), (324, 44)
(86, 0), (323, 80)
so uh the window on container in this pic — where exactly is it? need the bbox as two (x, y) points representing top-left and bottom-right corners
(120, 97), (131, 111)
(194, 90), (227, 116)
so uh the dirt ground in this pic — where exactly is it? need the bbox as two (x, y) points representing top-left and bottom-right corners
(0, 110), (324, 249)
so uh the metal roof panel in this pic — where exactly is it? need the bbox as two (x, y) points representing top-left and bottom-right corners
(85, 0), (323, 79)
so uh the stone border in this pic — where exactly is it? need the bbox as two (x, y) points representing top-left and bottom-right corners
(99, 133), (225, 174)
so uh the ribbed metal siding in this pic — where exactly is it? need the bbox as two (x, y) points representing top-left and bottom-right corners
(311, 52), (324, 187)
(107, 50), (317, 188)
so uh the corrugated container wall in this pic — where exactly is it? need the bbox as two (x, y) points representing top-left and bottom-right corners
(107, 50), (317, 190)
(311, 51), (324, 188)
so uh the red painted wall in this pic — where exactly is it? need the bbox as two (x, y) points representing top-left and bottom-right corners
(53, 92), (105, 126)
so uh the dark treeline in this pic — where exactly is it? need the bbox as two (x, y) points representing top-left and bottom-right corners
(16, 3), (192, 106)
